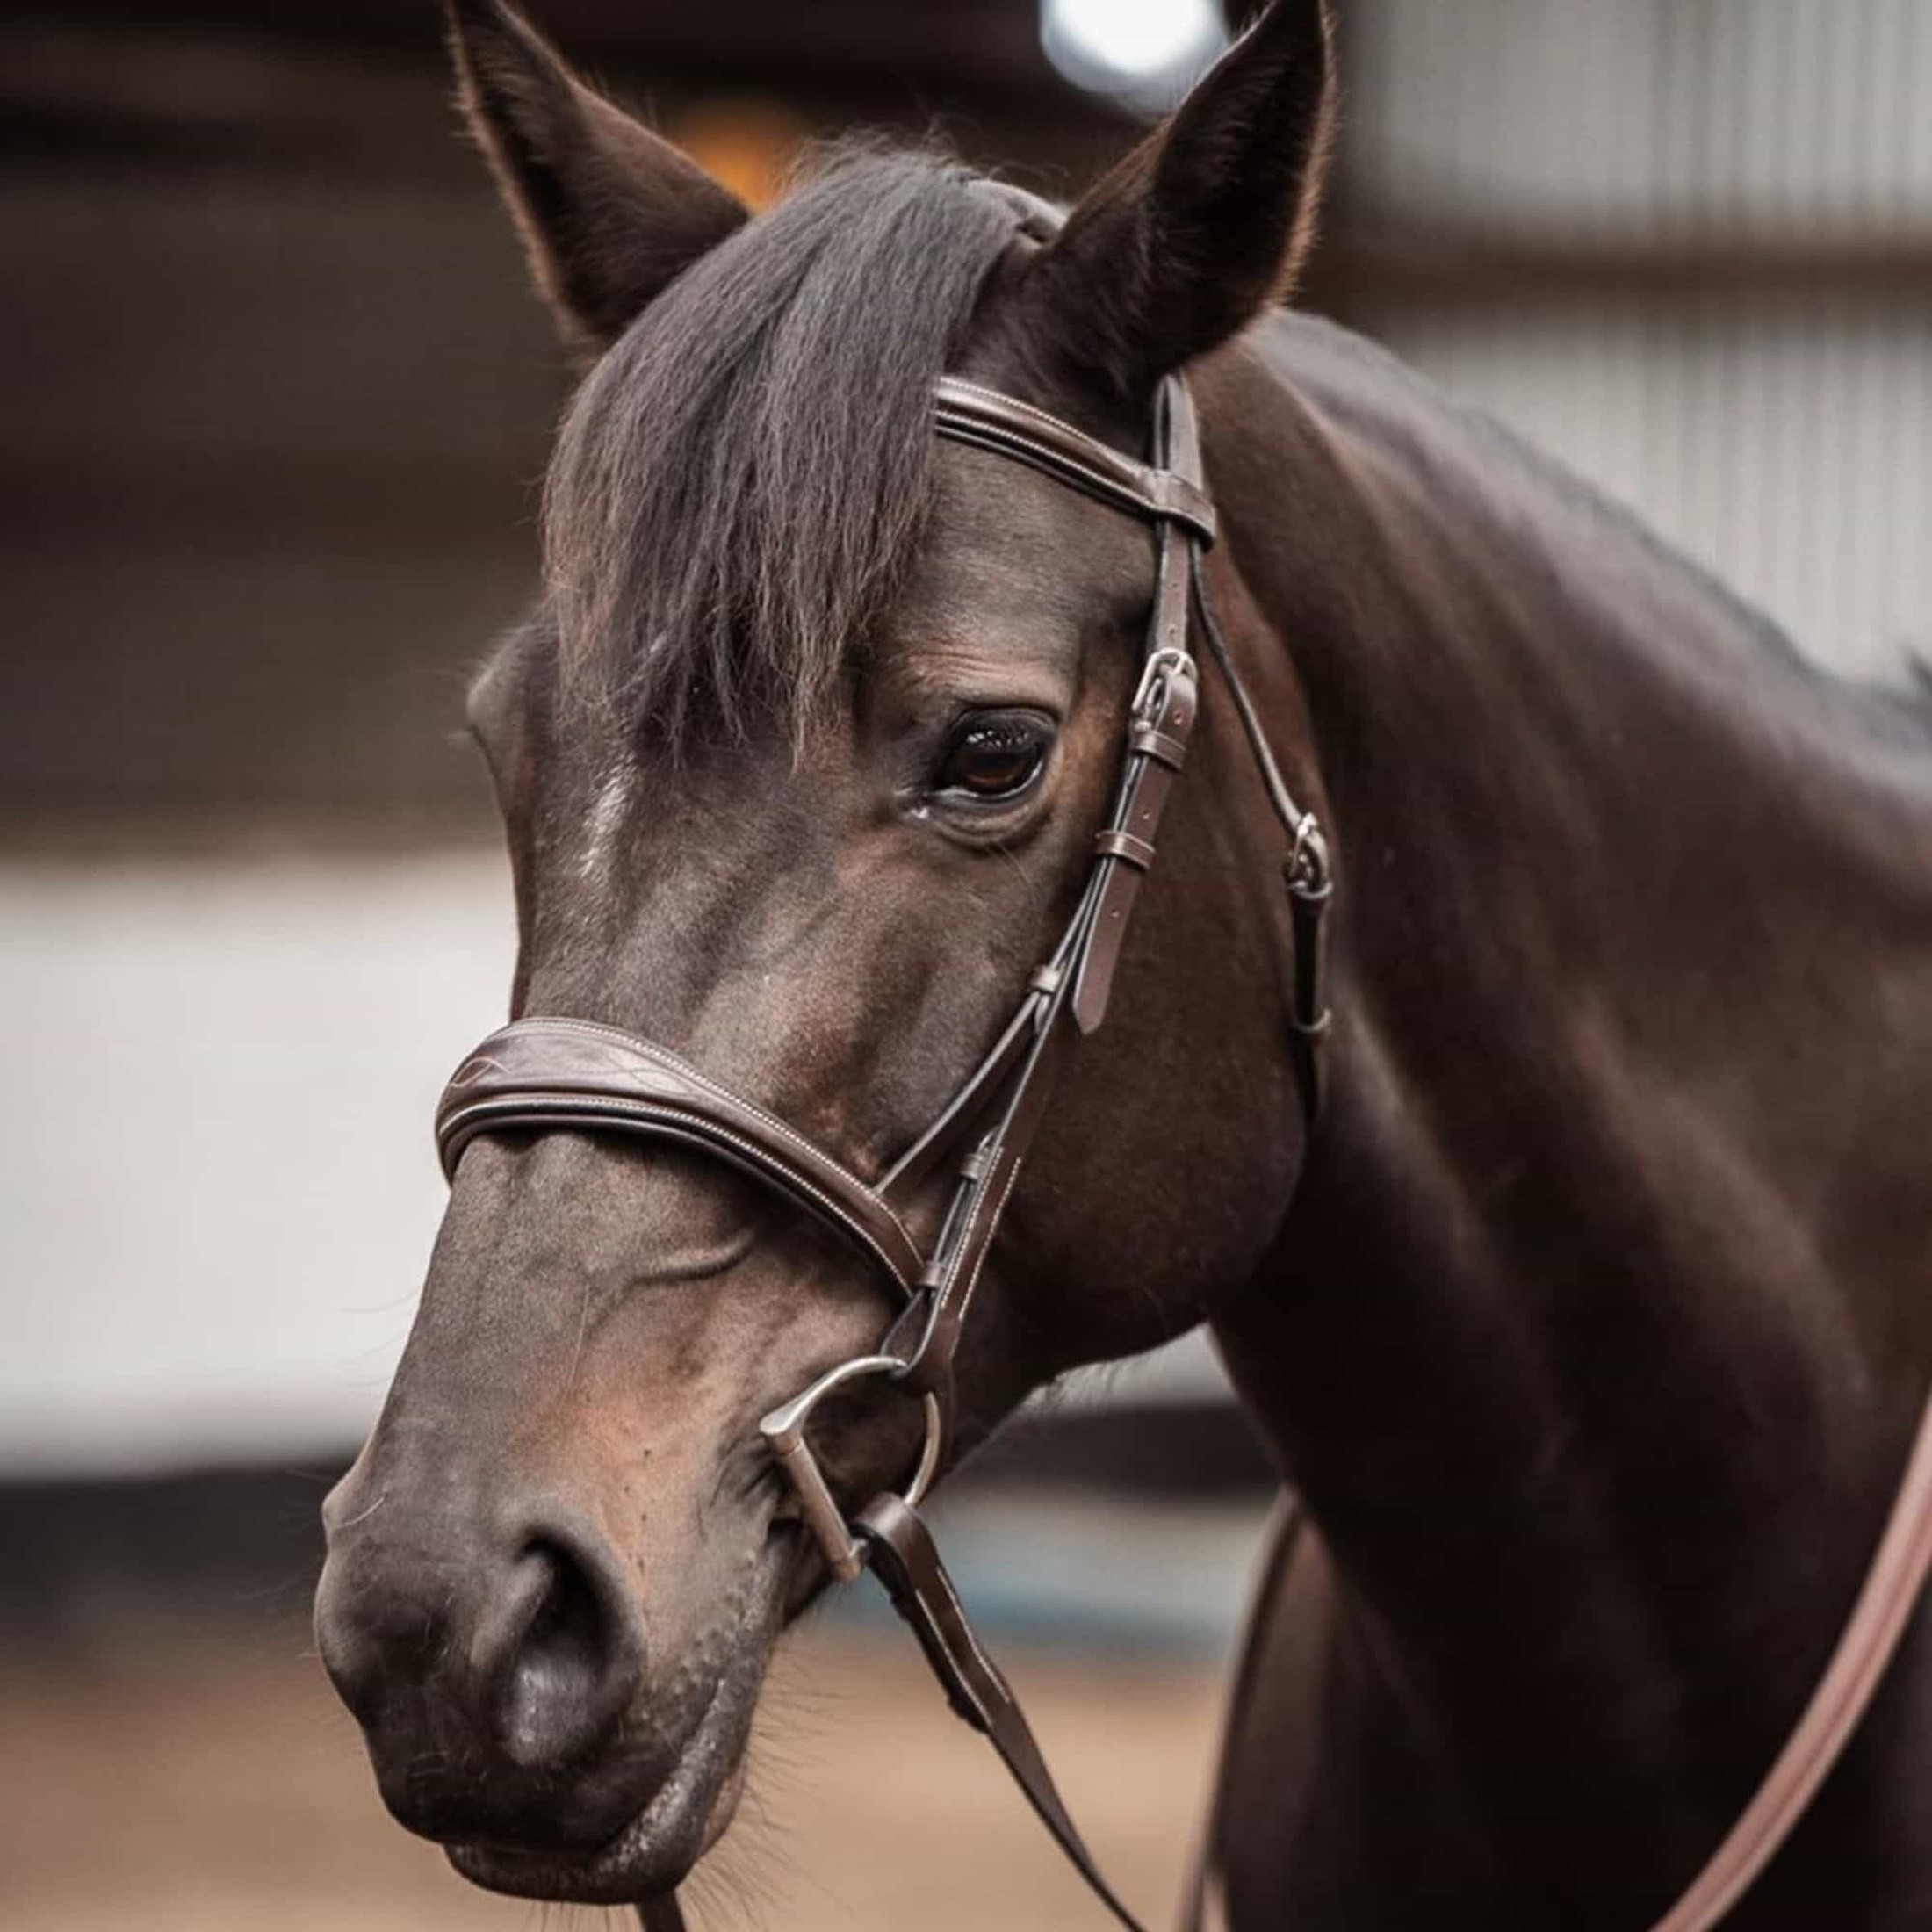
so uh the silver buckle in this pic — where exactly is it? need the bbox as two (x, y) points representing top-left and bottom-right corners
(758, 1355), (944, 1583)
(1131, 645), (1194, 724)
(1287, 812), (1331, 898)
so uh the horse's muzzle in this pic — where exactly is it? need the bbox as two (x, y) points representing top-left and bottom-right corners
(314, 1474), (664, 1854)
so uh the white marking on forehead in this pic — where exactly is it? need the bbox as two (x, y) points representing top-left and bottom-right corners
(579, 764), (638, 882)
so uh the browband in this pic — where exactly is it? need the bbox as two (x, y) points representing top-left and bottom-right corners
(934, 376), (1218, 547)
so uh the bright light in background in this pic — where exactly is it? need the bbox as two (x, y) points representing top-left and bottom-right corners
(1042, 0), (1230, 116)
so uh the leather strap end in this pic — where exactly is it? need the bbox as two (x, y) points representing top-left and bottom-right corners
(1071, 864), (1143, 1034)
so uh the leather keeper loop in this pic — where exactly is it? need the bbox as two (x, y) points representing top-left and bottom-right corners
(1094, 829), (1156, 870)
(1128, 724), (1189, 769)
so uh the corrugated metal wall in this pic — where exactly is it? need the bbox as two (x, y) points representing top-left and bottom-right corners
(1373, 306), (1932, 680)
(1342, 0), (1932, 679)
(1350, 0), (1932, 228)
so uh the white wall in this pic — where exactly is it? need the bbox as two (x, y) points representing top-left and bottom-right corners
(1347, 0), (1932, 682)
(1375, 302), (1932, 680)
(1351, 0), (1932, 229)
(0, 849), (513, 1473)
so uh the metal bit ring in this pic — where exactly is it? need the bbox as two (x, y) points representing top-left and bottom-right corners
(759, 1354), (944, 1582)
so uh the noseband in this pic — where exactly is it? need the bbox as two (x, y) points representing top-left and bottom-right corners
(435, 370), (1329, 1930)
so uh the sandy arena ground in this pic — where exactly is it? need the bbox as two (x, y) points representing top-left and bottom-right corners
(2, 1621), (1226, 1932)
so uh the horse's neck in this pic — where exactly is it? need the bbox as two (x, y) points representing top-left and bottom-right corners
(1205, 321), (1932, 1907)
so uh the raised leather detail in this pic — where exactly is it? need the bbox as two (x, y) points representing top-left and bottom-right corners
(436, 1018), (924, 1296)
(1093, 828), (1157, 869)
(1128, 724), (1189, 768)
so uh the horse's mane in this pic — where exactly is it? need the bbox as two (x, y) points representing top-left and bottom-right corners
(544, 147), (1016, 749)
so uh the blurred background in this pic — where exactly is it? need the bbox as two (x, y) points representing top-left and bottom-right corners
(3, 2), (1928, 1927)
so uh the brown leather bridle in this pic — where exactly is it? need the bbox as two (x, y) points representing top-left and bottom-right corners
(433, 370), (1932, 1932)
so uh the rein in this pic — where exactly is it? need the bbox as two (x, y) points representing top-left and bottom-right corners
(431, 370), (1932, 1932)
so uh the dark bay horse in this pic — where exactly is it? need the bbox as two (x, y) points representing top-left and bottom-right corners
(314, 2), (1932, 1924)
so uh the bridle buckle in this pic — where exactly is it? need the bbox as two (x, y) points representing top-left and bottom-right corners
(1287, 811), (1331, 899)
(1131, 645), (1195, 724)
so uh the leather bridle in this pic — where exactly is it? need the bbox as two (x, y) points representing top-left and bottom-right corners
(432, 366), (1932, 1932)
(436, 367), (1325, 1932)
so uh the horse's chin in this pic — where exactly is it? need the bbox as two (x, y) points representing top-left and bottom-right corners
(446, 1568), (780, 1907)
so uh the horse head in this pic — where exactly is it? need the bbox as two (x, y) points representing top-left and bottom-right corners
(315, 0), (1333, 1906)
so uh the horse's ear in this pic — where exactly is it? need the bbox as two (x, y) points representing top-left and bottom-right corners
(446, 0), (749, 365)
(1022, 0), (1335, 397)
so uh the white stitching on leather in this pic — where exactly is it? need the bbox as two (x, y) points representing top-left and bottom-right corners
(944, 1136), (1027, 1362)
(938, 378), (1121, 454)
(440, 1093), (919, 1294)
(934, 381), (1215, 539)
(916, 1525), (1008, 1694)
(476, 1018), (917, 1251)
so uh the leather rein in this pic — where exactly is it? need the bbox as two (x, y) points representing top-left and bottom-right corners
(432, 371), (1932, 1932)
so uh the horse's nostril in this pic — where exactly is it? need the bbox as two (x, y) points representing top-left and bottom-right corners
(316, 1497), (655, 1849)
(494, 1533), (641, 1771)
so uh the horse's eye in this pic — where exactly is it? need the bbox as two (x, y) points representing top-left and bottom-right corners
(936, 715), (1053, 801)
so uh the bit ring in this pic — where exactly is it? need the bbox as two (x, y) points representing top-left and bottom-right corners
(759, 1354), (944, 1582)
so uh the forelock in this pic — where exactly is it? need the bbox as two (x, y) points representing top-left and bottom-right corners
(541, 148), (1020, 750)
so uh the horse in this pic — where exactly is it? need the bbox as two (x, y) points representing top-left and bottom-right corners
(314, 2), (1932, 1926)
